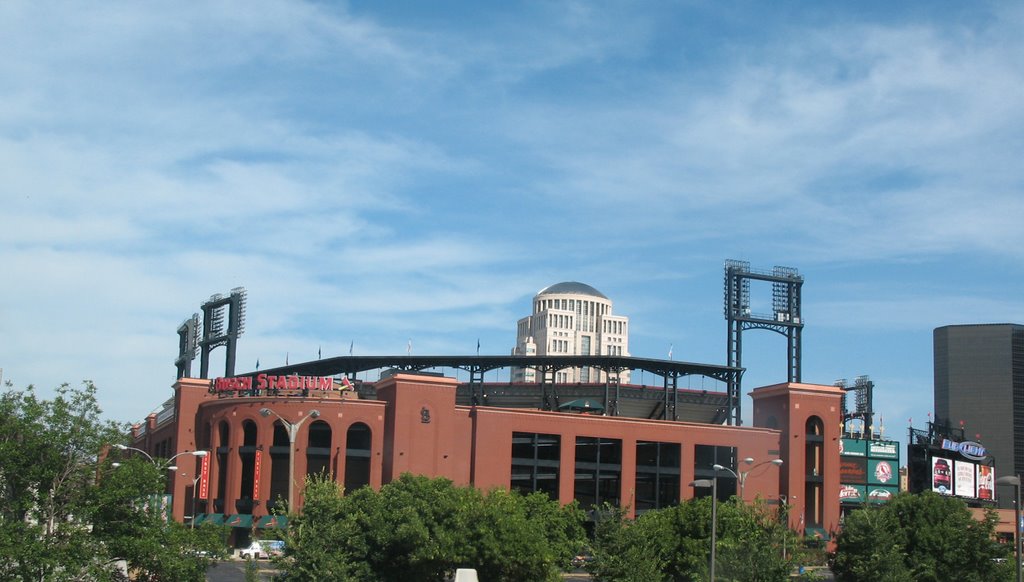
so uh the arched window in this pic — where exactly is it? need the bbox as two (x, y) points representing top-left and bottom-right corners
(268, 423), (290, 512)
(215, 421), (230, 513)
(344, 423), (372, 492)
(237, 420), (258, 514)
(804, 415), (825, 529)
(306, 420), (332, 479)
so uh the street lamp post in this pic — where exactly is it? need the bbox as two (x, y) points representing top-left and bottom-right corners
(998, 475), (1022, 582)
(690, 478), (718, 582)
(259, 408), (320, 511)
(113, 444), (208, 471)
(113, 447), (208, 521)
(712, 457), (784, 500)
(189, 475), (202, 529)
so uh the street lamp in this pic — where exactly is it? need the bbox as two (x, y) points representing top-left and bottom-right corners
(690, 478), (718, 582)
(189, 475), (202, 529)
(113, 444), (207, 470)
(259, 408), (320, 511)
(712, 457), (784, 500)
(998, 475), (1022, 582)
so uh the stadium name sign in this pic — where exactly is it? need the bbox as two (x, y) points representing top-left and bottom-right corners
(213, 374), (335, 393)
(940, 439), (987, 461)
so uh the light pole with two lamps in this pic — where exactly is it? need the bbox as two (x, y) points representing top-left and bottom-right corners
(259, 408), (320, 511)
(713, 457), (784, 501)
(997, 475), (1022, 582)
(112, 446), (208, 520)
(689, 458), (784, 582)
(112, 445), (208, 473)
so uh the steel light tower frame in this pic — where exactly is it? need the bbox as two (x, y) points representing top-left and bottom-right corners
(199, 287), (247, 379)
(724, 260), (804, 425)
(837, 375), (876, 438)
(175, 313), (200, 379)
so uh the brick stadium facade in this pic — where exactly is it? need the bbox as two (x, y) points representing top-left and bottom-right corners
(129, 372), (843, 546)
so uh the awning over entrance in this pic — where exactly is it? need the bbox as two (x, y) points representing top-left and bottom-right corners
(256, 515), (289, 529)
(190, 514), (206, 527)
(204, 513), (225, 525)
(225, 514), (253, 528)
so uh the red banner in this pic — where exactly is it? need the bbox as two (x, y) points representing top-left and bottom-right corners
(253, 449), (262, 500)
(198, 453), (210, 500)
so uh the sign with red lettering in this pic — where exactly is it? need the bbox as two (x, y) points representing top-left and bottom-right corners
(253, 449), (262, 500)
(212, 374), (336, 394)
(198, 453), (210, 499)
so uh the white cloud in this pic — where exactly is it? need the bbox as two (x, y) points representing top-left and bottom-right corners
(2, 2), (1023, 427)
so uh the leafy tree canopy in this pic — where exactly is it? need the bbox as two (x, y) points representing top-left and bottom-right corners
(281, 473), (586, 582)
(0, 382), (227, 581)
(588, 497), (794, 582)
(831, 492), (1013, 582)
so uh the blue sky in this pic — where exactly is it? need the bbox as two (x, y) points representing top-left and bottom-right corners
(2, 1), (1022, 453)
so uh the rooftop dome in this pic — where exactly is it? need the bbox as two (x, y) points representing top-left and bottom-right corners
(536, 281), (608, 299)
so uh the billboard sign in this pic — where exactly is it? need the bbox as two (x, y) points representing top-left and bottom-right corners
(940, 439), (988, 462)
(954, 460), (976, 497)
(977, 465), (996, 501)
(932, 457), (953, 495)
(840, 458), (868, 483)
(868, 440), (900, 459)
(869, 459), (896, 486)
(868, 486), (898, 504)
(840, 438), (867, 457)
(840, 484), (866, 503)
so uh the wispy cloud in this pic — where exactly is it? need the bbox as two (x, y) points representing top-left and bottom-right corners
(1, 2), (1021, 426)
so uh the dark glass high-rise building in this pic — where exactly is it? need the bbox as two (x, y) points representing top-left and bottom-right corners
(934, 324), (1024, 508)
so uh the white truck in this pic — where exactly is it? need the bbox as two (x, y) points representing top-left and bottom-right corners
(238, 540), (285, 560)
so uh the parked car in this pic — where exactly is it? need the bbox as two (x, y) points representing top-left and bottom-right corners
(571, 554), (594, 569)
(239, 540), (285, 560)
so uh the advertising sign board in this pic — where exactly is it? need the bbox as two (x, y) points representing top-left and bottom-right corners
(932, 457), (953, 495)
(868, 440), (900, 459)
(977, 465), (996, 501)
(954, 460), (976, 498)
(868, 459), (896, 486)
(840, 438), (867, 457)
(867, 486), (899, 504)
(840, 458), (868, 483)
(840, 484), (866, 504)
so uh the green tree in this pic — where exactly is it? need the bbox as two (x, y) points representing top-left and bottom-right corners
(453, 488), (585, 581)
(0, 382), (125, 580)
(91, 457), (229, 581)
(0, 382), (227, 581)
(281, 478), (368, 581)
(589, 498), (793, 582)
(282, 473), (585, 582)
(832, 492), (1012, 582)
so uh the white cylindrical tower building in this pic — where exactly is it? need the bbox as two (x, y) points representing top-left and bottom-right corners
(512, 282), (630, 383)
